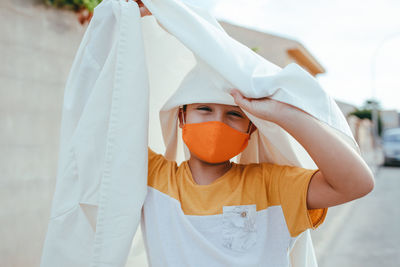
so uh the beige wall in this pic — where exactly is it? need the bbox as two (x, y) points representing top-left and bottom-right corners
(0, 1), (85, 266)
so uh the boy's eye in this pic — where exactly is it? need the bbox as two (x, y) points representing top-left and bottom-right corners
(197, 106), (212, 111)
(228, 111), (244, 118)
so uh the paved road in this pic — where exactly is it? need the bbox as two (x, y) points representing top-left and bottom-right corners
(311, 165), (400, 267)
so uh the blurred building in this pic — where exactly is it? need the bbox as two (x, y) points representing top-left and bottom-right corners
(380, 110), (400, 130)
(220, 21), (325, 77)
(335, 100), (357, 117)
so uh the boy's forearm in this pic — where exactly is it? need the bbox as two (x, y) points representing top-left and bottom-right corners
(272, 105), (374, 196)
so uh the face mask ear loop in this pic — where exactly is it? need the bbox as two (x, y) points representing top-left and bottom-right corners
(246, 121), (252, 134)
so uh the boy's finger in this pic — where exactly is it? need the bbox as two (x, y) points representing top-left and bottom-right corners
(140, 7), (152, 16)
(126, 0), (151, 16)
(229, 89), (242, 102)
(230, 89), (244, 99)
(126, 0), (145, 8)
(230, 89), (252, 111)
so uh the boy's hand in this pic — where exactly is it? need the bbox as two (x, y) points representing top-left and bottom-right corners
(126, 0), (152, 17)
(230, 89), (294, 123)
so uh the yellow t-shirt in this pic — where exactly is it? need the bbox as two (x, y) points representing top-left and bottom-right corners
(142, 147), (327, 266)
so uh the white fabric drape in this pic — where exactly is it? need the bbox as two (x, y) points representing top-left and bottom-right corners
(40, 0), (359, 266)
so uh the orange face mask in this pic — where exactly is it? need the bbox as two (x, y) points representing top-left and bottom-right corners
(182, 120), (251, 164)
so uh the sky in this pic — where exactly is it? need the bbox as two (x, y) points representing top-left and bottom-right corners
(208, 0), (400, 111)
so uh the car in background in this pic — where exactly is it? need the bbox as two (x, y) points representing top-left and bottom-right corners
(382, 127), (400, 166)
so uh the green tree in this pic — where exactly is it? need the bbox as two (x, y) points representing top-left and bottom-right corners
(44, 0), (102, 12)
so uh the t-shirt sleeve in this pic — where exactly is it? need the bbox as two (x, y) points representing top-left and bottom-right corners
(266, 163), (328, 237)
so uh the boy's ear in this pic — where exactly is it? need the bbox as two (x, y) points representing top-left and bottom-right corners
(249, 123), (257, 139)
(178, 108), (184, 128)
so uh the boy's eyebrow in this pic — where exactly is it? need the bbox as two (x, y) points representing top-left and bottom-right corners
(191, 103), (244, 113)
(230, 107), (245, 113)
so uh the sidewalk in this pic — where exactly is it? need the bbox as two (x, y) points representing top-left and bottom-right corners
(311, 147), (399, 267)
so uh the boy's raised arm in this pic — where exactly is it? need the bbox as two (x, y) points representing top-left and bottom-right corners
(230, 89), (375, 209)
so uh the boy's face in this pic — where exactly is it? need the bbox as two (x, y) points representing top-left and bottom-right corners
(178, 103), (253, 134)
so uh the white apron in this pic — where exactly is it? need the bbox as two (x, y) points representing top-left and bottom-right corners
(40, 0), (359, 266)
